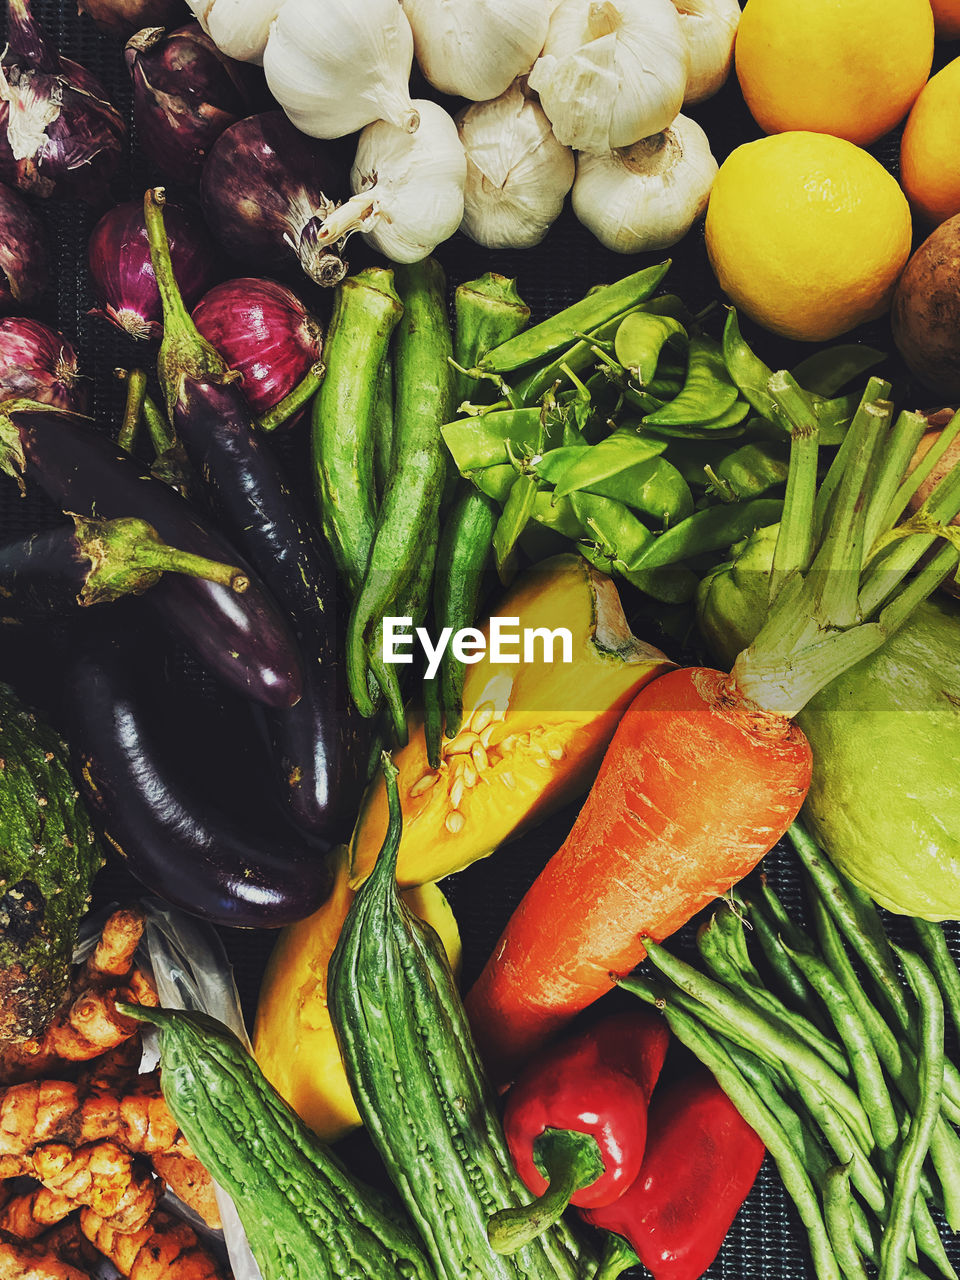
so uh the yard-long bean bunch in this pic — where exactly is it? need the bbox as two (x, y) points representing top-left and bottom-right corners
(622, 822), (960, 1280)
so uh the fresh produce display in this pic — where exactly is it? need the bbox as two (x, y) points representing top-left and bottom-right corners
(253, 847), (461, 1141)
(1, 3), (959, 1279)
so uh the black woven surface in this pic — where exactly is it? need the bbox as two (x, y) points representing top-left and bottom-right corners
(1, 3), (959, 1275)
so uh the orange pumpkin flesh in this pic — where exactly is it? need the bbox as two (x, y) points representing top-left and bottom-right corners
(349, 554), (673, 889)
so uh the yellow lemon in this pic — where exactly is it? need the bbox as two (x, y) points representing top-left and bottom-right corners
(735, 0), (934, 145)
(705, 133), (913, 341)
(901, 57), (960, 225)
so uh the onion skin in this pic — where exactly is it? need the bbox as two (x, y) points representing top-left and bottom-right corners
(79, 0), (187, 40)
(0, 0), (126, 204)
(125, 23), (260, 185)
(0, 317), (88, 412)
(192, 277), (323, 418)
(0, 182), (49, 311)
(88, 200), (217, 341)
(201, 112), (349, 287)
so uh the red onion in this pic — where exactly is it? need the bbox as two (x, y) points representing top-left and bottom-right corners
(0, 181), (49, 310)
(192, 278), (323, 420)
(125, 23), (260, 185)
(79, 0), (186, 41)
(88, 199), (217, 340)
(0, 317), (88, 412)
(0, 0), (126, 203)
(201, 112), (349, 289)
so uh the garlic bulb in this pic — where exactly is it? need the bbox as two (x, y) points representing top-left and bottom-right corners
(262, 0), (420, 139)
(186, 0), (279, 61)
(457, 84), (574, 249)
(315, 100), (466, 263)
(400, 0), (551, 101)
(572, 113), (717, 253)
(671, 0), (740, 105)
(528, 0), (688, 154)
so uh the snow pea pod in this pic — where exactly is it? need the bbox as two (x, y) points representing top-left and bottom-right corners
(712, 441), (790, 499)
(792, 345), (885, 397)
(614, 313), (687, 385)
(480, 262), (670, 374)
(723, 309), (787, 426)
(644, 337), (739, 427)
(530, 490), (583, 538)
(492, 472), (538, 575)
(631, 497), (784, 569)
(569, 491), (653, 565)
(641, 398), (751, 439)
(474, 464), (517, 503)
(548, 428), (667, 498)
(442, 408), (547, 472)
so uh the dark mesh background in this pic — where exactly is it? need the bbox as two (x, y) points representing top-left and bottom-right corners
(1, 5), (958, 1274)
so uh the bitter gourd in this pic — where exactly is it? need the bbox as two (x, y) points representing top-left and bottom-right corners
(0, 682), (103, 1042)
(125, 1004), (435, 1280)
(328, 755), (599, 1280)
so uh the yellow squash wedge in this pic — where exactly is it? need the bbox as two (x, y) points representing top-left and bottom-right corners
(349, 553), (672, 889)
(254, 846), (461, 1142)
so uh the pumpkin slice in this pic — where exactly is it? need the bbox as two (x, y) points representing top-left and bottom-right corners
(254, 846), (461, 1142)
(349, 553), (672, 889)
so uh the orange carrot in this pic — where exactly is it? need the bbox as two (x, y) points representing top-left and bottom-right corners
(465, 377), (960, 1082)
(465, 666), (811, 1078)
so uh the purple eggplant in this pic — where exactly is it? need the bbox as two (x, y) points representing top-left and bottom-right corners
(0, 513), (246, 623)
(0, 183), (49, 310)
(61, 631), (333, 928)
(126, 23), (260, 186)
(200, 112), (348, 288)
(145, 187), (367, 840)
(0, 0), (126, 203)
(0, 401), (303, 707)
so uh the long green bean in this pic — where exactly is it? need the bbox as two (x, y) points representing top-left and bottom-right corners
(880, 948), (947, 1280)
(823, 1165), (870, 1280)
(746, 894), (822, 1022)
(915, 919), (960, 1045)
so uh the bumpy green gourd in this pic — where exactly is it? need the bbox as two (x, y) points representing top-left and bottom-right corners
(0, 682), (103, 1042)
(124, 1005), (434, 1280)
(328, 757), (597, 1280)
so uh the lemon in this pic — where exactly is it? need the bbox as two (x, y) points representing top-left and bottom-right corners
(735, 0), (934, 146)
(705, 132), (913, 342)
(901, 57), (960, 226)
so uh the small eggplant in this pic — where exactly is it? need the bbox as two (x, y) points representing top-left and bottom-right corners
(61, 631), (333, 929)
(0, 512), (246, 623)
(0, 183), (50, 311)
(0, 400), (303, 707)
(146, 187), (367, 839)
(126, 23), (260, 186)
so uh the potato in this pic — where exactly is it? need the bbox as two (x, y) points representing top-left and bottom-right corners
(892, 213), (960, 397)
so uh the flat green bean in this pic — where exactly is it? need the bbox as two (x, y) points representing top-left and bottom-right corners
(880, 948), (947, 1280)
(642, 938), (875, 1152)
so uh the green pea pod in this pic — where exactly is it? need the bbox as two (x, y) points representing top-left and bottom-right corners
(453, 273), (531, 407)
(549, 429), (668, 498)
(570, 491), (653, 564)
(347, 259), (453, 724)
(442, 409), (546, 472)
(530, 490), (583, 538)
(641, 399), (752, 440)
(619, 563), (700, 603)
(586, 458), (693, 525)
(533, 443), (592, 487)
(631, 497), (784, 569)
(473, 464), (517, 503)
(713, 441), (790, 500)
(312, 268), (403, 596)
(614, 313), (688, 385)
(492, 472), (538, 577)
(643, 337), (739, 427)
(480, 261), (671, 374)
(722, 310), (787, 427)
(514, 295), (686, 407)
(791, 345), (885, 398)
(817, 394), (861, 446)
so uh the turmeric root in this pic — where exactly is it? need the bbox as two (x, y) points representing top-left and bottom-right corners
(83, 910), (145, 982)
(0, 1236), (91, 1279)
(0, 1079), (185, 1158)
(0, 1082), (84, 1157)
(79, 1209), (225, 1280)
(77, 1039), (142, 1096)
(0, 1187), (76, 1241)
(31, 1142), (161, 1234)
(151, 1154), (220, 1229)
(39, 1219), (100, 1274)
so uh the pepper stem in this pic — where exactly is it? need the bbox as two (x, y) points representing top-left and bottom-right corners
(593, 1233), (642, 1280)
(487, 1128), (605, 1256)
(258, 363), (325, 433)
(72, 513), (248, 604)
(142, 188), (228, 416)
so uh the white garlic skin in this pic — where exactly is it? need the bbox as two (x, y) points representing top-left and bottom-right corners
(528, 0), (688, 154)
(572, 112), (718, 253)
(457, 84), (575, 249)
(671, 0), (741, 105)
(401, 0), (551, 101)
(351, 100), (467, 262)
(187, 0), (279, 61)
(263, 0), (420, 139)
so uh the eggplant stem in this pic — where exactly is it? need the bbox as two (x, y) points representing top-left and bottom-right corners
(142, 392), (174, 456)
(258, 363), (325, 433)
(115, 368), (147, 454)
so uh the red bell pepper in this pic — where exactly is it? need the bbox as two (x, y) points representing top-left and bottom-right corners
(488, 1011), (669, 1255)
(582, 1065), (765, 1280)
